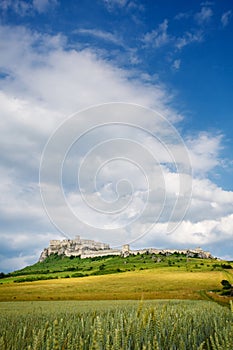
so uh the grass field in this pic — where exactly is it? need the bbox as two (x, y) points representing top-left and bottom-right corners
(1, 254), (233, 349)
(0, 268), (232, 303)
(3, 253), (232, 283)
(0, 299), (232, 349)
(0, 254), (232, 304)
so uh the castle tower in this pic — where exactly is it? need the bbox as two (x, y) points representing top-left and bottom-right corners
(122, 244), (130, 252)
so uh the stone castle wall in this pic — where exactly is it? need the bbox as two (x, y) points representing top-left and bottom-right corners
(39, 236), (213, 262)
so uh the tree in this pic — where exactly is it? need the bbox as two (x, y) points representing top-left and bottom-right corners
(221, 280), (233, 296)
(221, 280), (231, 289)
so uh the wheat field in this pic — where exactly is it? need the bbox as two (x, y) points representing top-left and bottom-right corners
(0, 300), (232, 349)
(0, 269), (228, 302)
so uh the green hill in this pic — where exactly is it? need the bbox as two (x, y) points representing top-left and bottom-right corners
(2, 252), (232, 282)
(0, 253), (232, 304)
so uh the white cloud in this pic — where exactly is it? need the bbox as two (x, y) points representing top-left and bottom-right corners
(175, 30), (203, 50)
(127, 1), (144, 12)
(0, 0), (31, 16)
(75, 29), (124, 46)
(172, 59), (181, 70)
(142, 19), (204, 51)
(142, 19), (169, 48)
(101, 0), (144, 14)
(166, 214), (233, 246)
(186, 178), (233, 223)
(0, 25), (181, 117)
(102, 0), (127, 10)
(174, 12), (191, 20)
(186, 132), (222, 175)
(0, 0), (57, 16)
(134, 212), (233, 249)
(33, 0), (57, 13)
(221, 10), (232, 28)
(195, 6), (213, 25)
(0, 23), (232, 271)
(0, 24), (184, 269)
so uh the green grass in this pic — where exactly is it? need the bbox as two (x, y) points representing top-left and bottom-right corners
(0, 253), (232, 303)
(2, 252), (231, 283)
(1, 255), (232, 348)
(0, 300), (232, 349)
(0, 267), (232, 303)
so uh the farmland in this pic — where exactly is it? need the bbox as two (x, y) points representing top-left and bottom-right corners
(0, 299), (232, 349)
(0, 268), (231, 302)
(3, 253), (231, 283)
(0, 254), (233, 349)
(0, 254), (233, 303)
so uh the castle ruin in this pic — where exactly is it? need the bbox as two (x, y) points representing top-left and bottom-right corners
(39, 236), (213, 262)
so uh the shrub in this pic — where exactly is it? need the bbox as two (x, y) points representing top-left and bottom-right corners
(220, 280), (233, 296)
(71, 272), (85, 278)
(221, 280), (231, 289)
(221, 264), (232, 269)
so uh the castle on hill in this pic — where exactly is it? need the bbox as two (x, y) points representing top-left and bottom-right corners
(39, 235), (213, 262)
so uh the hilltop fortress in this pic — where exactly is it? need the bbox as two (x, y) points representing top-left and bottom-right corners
(39, 235), (213, 262)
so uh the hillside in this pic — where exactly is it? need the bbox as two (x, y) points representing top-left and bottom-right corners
(2, 252), (232, 282)
(0, 253), (232, 304)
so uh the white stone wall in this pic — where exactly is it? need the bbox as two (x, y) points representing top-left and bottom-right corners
(81, 249), (121, 259)
(39, 237), (213, 262)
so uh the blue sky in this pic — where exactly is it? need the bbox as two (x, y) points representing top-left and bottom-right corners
(0, 0), (233, 272)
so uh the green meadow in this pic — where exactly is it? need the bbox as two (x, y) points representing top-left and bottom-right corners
(0, 254), (232, 303)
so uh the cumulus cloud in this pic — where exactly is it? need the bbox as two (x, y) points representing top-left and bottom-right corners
(0, 23), (232, 271)
(186, 132), (222, 175)
(0, 24), (182, 270)
(132, 212), (233, 257)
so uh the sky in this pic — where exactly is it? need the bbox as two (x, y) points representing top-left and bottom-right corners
(0, 0), (233, 272)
